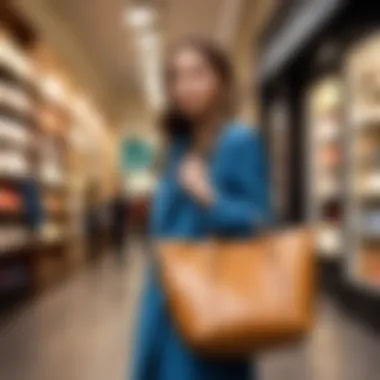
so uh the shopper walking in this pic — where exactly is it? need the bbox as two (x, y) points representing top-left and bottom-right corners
(130, 38), (271, 380)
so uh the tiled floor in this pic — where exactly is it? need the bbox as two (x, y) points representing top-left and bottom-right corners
(0, 244), (380, 380)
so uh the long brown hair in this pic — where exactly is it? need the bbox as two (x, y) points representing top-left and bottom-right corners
(161, 37), (236, 140)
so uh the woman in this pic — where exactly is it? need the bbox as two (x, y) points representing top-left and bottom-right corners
(131, 38), (271, 380)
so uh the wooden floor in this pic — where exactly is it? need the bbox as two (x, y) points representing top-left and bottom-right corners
(0, 243), (380, 380)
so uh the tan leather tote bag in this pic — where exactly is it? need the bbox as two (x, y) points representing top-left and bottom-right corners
(157, 227), (315, 355)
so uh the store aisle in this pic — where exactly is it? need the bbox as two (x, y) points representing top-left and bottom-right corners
(0, 244), (146, 380)
(1, 246), (380, 380)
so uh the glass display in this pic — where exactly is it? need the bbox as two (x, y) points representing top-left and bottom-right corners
(306, 77), (343, 258)
(345, 32), (380, 290)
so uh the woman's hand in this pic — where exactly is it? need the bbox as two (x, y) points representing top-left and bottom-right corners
(179, 155), (214, 206)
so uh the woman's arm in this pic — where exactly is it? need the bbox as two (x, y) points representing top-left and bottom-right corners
(207, 128), (272, 234)
(179, 127), (272, 235)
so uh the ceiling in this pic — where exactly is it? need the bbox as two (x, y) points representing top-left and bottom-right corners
(52, 0), (243, 93)
(15, 0), (246, 126)
(53, 0), (136, 94)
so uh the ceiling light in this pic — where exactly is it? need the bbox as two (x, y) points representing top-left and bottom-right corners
(40, 76), (65, 101)
(125, 5), (156, 29)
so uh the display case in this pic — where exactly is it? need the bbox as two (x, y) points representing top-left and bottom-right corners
(259, 0), (380, 328)
(345, 32), (380, 291)
(306, 77), (344, 258)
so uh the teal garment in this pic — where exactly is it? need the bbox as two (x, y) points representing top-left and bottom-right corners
(131, 123), (272, 380)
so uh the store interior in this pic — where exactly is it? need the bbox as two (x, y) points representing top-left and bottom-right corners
(1, 0), (380, 379)
(0, 0), (274, 316)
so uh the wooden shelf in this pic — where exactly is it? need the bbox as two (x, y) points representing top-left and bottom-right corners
(0, 64), (36, 97)
(0, 103), (36, 129)
(0, 244), (32, 261)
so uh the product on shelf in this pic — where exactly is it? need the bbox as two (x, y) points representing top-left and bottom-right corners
(39, 223), (66, 243)
(0, 29), (35, 82)
(307, 76), (343, 257)
(44, 193), (66, 214)
(0, 150), (29, 177)
(0, 81), (32, 114)
(359, 247), (380, 287)
(40, 163), (64, 186)
(0, 226), (29, 253)
(357, 172), (380, 197)
(0, 187), (22, 212)
(351, 105), (380, 127)
(0, 116), (30, 147)
(315, 116), (340, 142)
(320, 144), (341, 168)
(315, 176), (340, 201)
(317, 223), (342, 256)
(354, 133), (380, 163)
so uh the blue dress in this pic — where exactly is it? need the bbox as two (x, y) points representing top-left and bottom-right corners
(131, 122), (272, 380)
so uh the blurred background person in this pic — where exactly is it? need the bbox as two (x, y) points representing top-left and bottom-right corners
(110, 182), (129, 262)
(130, 38), (271, 380)
(85, 184), (103, 262)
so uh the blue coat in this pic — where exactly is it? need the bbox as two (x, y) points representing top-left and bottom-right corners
(130, 123), (272, 380)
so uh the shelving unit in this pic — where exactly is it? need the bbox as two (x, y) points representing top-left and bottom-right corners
(0, 27), (38, 307)
(306, 77), (344, 259)
(34, 77), (72, 289)
(0, 25), (94, 299)
(345, 33), (380, 291)
(259, 0), (380, 330)
(0, 3), (121, 315)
